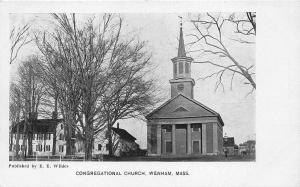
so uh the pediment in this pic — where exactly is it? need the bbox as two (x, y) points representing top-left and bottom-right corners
(172, 106), (189, 113)
(146, 94), (218, 119)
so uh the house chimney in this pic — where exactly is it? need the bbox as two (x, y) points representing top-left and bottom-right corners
(117, 122), (119, 129)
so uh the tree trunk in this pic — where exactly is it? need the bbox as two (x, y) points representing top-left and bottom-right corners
(107, 124), (113, 156)
(27, 119), (33, 156)
(84, 136), (93, 161)
(27, 132), (33, 156)
(9, 129), (13, 152)
(15, 124), (20, 157)
(52, 94), (58, 155)
(14, 101), (21, 157)
(52, 130), (56, 155)
(64, 106), (76, 156)
(84, 116), (94, 161)
(21, 117), (28, 159)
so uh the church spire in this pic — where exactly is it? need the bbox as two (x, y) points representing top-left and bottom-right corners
(178, 20), (186, 57)
(170, 17), (195, 99)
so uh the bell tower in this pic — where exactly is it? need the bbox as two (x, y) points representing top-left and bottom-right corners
(170, 21), (195, 98)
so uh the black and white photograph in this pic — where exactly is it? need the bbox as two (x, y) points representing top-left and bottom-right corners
(8, 12), (256, 162)
(0, 1), (300, 187)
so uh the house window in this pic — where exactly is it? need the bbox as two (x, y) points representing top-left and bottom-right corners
(36, 145), (42, 152)
(45, 134), (51, 140)
(59, 145), (64, 152)
(45, 145), (51, 151)
(59, 134), (64, 140)
(98, 144), (102, 151)
(166, 141), (172, 153)
(179, 62), (183, 73)
(37, 134), (43, 140)
(61, 124), (63, 130)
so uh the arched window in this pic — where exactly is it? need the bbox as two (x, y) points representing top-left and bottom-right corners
(185, 63), (190, 74)
(173, 62), (177, 77)
(179, 62), (183, 74)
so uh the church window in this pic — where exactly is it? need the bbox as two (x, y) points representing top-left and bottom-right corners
(192, 124), (201, 132)
(166, 141), (172, 153)
(59, 134), (64, 140)
(179, 62), (183, 74)
(173, 63), (177, 77)
(163, 125), (172, 133)
(98, 144), (102, 151)
(193, 141), (200, 154)
(185, 63), (190, 74)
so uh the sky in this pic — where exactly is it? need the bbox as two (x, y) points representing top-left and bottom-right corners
(10, 13), (255, 148)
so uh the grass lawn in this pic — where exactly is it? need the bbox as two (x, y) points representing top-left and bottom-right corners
(104, 155), (255, 162)
(10, 154), (255, 162)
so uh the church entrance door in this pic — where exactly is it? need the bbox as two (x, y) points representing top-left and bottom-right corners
(175, 124), (187, 155)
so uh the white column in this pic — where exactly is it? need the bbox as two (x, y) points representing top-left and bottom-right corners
(202, 124), (206, 154)
(187, 124), (191, 154)
(147, 125), (151, 154)
(172, 124), (176, 155)
(213, 123), (218, 154)
(157, 124), (161, 155)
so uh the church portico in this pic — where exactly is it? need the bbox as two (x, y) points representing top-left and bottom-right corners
(147, 121), (221, 156)
(146, 22), (224, 157)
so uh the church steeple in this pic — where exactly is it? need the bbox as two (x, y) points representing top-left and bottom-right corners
(170, 21), (195, 99)
(178, 23), (186, 57)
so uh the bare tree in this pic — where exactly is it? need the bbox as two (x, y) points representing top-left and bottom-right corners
(36, 13), (158, 159)
(9, 82), (22, 156)
(10, 56), (46, 158)
(10, 24), (32, 64)
(189, 12), (256, 93)
(99, 47), (157, 156)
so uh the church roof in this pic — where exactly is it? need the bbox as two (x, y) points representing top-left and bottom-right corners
(146, 94), (224, 126)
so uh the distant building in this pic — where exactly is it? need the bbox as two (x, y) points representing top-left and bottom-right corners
(239, 140), (256, 155)
(223, 136), (238, 156)
(146, 24), (224, 157)
(10, 119), (139, 157)
(10, 118), (63, 156)
(111, 125), (139, 157)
